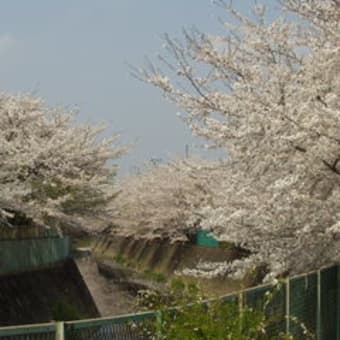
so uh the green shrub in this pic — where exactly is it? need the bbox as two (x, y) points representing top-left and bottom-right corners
(143, 270), (167, 283)
(52, 300), (82, 321)
(137, 280), (313, 340)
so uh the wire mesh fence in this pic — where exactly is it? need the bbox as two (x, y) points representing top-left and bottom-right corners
(289, 272), (318, 337)
(64, 312), (155, 340)
(244, 281), (287, 336)
(320, 266), (338, 339)
(0, 264), (339, 339)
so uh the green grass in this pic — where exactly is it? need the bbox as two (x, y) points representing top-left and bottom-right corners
(113, 254), (136, 268)
(143, 270), (167, 283)
(52, 300), (82, 321)
(113, 255), (167, 283)
(219, 241), (235, 249)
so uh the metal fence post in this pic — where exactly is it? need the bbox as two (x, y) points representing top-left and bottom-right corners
(317, 270), (321, 340)
(56, 322), (64, 340)
(286, 277), (290, 335)
(239, 291), (244, 334)
(337, 265), (340, 340)
(155, 311), (162, 340)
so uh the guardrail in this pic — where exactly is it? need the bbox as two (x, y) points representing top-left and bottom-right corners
(0, 322), (57, 339)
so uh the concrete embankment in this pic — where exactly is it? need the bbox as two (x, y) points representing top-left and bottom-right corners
(0, 259), (99, 326)
(95, 235), (242, 272)
(94, 235), (250, 296)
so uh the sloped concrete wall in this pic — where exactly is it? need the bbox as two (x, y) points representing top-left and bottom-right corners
(94, 235), (252, 296)
(0, 259), (99, 326)
(94, 235), (243, 273)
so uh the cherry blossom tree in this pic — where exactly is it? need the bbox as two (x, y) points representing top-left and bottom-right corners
(0, 93), (126, 231)
(135, 0), (340, 280)
(112, 158), (221, 242)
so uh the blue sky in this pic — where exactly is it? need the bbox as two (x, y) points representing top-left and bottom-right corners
(0, 1), (279, 175)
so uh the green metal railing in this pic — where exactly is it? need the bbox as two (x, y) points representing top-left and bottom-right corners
(0, 264), (339, 339)
(64, 312), (155, 340)
(0, 322), (56, 339)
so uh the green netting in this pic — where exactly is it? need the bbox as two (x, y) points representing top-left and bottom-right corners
(289, 273), (317, 338)
(320, 266), (338, 340)
(0, 237), (70, 275)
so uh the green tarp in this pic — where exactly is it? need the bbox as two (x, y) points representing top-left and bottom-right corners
(196, 230), (219, 248)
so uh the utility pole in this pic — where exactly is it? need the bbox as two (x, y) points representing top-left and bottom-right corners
(185, 144), (189, 159)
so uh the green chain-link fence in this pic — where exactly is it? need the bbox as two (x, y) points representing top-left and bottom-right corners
(0, 264), (340, 339)
(64, 312), (155, 340)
